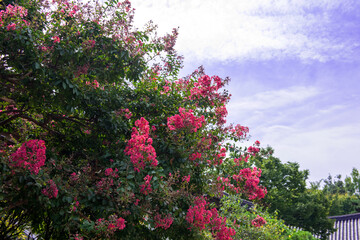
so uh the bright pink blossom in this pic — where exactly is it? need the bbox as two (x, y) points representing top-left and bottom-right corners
(189, 152), (201, 161)
(232, 167), (267, 200)
(154, 213), (173, 229)
(9, 139), (46, 175)
(189, 75), (229, 107)
(52, 36), (60, 43)
(104, 168), (118, 177)
(167, 107), (205, 132)
(182, 175), (191, 183)
(215, 105), (227, 125)
(247, 146), (260, 156)
(42, 180), (58, 199)
(0, 4), (28, 20)
(140, 175), (152, 195)
(251, 215), (266, 227)
(186, 197), (236, 240)
(230, 124), (249, 140)
(6, 23), (16, 30)
(124, 117), (158, 172)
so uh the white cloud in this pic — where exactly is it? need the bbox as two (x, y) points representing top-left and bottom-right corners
(225, 84), (360, 182)
(131, 0), (359, 62)
(260, 123), (360, 182)
(228, 86), (320, 111)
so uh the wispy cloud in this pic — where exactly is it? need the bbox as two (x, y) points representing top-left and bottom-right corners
(132, 0), (360, 62)
(226, 84), (360, 181)
(229, 86), (320, 111)
(260, 123), (360, 182)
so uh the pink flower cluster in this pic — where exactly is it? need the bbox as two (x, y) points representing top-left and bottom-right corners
(209, 147), (227, 166)
(75, 64), (89, 77)
(139, 175), (152, 195)
(182, 175), (191, 183)
(208, 209), (236, 240)
(190, 75), (223, 101)
(52, 35), (60, 43)
(251, 215), (266, 227)
(115, 108), (132, 119)
(232, 167), (267, 200)
(247, 146), (260, 156)
(42, 180), (58, 199)
(167, 107), (205, 132)
(70, 172), (79, 182)
(189, 152), (202, 162)
(162, 28), (178, 53)
(0, 4), (28, 28)
(82, 39), (96, 49)
(7, 23), (16, 30)
(247, 140), (261, 156)
(96, 177), (114, 193)
(1, 4), (28, 18)
(104, 168), (118, 177)
(154, 213), (173, 229)
(68, 5), (79, 18)
(215, 105), (228, 125)
(107, 217), (126, 232)
(10, 139), (46, 175)
(95, 168), (119, 193)
(186, 197), (236, 240)
(85, 79), (100, 89)
(186, 197), (212, 230)
(229, 124), (249, 140)
(73, 234), (83, 240)
(124, 117), (158, 172)
(233, 154), (249, 166)
(216, 176), (239, 194)
(96, 215), (126, 234)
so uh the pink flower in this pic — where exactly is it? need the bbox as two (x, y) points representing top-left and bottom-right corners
(154, 214), (173, 229)
(9, 139), (46, 175)
(140, 175), (152, 195)
(104, 168), (118, 177)
(70, 172), (79, 182)
(74, 234), (83, 240)
(52, 36), (60, 43)
(232, 167), (267, 200)
(93, 79), (99, 89)
(251, 215), (266, 227)
(82, 39), (96, 49)
(42, 180), (58, 199)
(186, 197), (236, 239)
(6, 23), (16, 31)
(190, 152), (201, 161)
(116, 217), (126, 230)
(167, 107), (205, 132)
(182, 175), (191, 183)
(230, 124), (249, 140)
(247, 146), (260, 156)
(124, 117), (158, 172)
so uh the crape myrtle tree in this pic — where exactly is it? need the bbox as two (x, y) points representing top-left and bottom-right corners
(0, 0), (267, 239)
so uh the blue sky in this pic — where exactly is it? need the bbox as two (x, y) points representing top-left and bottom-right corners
(131, 0), (360, 182)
